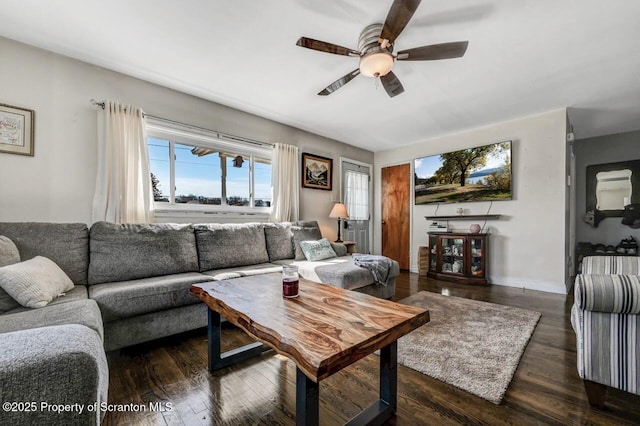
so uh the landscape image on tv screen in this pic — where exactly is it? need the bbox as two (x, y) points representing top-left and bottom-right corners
(414, 140), (512, 204)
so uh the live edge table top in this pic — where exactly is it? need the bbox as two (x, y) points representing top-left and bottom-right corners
(190, 273), (430, 383)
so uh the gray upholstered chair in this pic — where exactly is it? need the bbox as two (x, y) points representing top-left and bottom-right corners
(571, 256), (640, 407)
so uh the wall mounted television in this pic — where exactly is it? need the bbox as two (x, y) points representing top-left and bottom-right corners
(414, 140), (512, 205)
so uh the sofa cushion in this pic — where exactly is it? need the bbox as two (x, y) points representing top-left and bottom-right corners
(264, 223), (295, 261)
(2, 285), (89, 315)
(195, 223), (270, 270)
(0, 256), (74, 308)
(0, 222), (89, 285)
(88, 222), (199, 285)
(299, 238), (337, 261)
(0, 236), (20, 313)
(0, 299), (104, 341)
(88, 272), (213, 322)
(202, 263), (283, 281)
(274, 256), (400, 291)
(291, 226), (323, 260)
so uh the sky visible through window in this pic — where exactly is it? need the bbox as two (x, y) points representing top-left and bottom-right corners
(148, 138), (272, 204)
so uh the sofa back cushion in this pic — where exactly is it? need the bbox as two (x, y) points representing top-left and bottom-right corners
(0, 222), (89, 285)
(291, 222), (323, 260)
(195, 223), (270, 271)
(263, 223), (295, 261)
(88, 222), (198, 285)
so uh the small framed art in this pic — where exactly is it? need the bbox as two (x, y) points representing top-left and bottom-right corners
(0, 103), (35, 156)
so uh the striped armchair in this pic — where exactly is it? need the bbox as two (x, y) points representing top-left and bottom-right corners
(571, 256), (640, 407)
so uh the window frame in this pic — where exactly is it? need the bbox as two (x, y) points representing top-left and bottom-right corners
(146, 119), (272, 216)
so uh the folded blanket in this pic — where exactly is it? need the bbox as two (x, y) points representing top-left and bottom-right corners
(353, 254), (393, 286)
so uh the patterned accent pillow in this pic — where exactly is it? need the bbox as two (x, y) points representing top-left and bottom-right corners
(299, 238), (337, 262)
(291, 226), (323, 260)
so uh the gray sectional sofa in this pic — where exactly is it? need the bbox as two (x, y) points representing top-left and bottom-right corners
(0, 220), (399, 425)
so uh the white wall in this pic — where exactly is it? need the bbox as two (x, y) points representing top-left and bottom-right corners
(373, 109), (569, 294)
(0, 37), (372, 239)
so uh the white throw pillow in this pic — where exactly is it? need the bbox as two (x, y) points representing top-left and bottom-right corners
(299, 238), (338, 262)
(0, 256), (74, 308)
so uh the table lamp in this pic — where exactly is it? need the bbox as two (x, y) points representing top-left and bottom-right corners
(329, 203), (349, 243)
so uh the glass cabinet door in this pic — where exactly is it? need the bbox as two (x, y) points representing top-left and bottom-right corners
(441, 237), (464, 274)
(470, 237), (485, 277)
(429, 235), (437, 271)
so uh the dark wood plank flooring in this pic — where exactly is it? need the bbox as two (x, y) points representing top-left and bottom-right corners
(103, 272), (640, 425)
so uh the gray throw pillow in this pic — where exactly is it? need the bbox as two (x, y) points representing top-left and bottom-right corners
(0, 235), (21, 313)
(0, 256), (74, 308)
(299, 238), (337, 261)
(0, 235), (20, 267)
(291, 226), (323, 260)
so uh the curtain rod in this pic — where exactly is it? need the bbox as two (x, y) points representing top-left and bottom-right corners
(89, 99), (275, 148)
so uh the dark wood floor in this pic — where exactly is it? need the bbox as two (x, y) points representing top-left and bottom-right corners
(103, 272), (640, 425)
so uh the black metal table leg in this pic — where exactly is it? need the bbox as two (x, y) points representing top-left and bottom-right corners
(296, 367), (319, 426)
(345, 341), (398, 426)
(207, 308), (270, 372)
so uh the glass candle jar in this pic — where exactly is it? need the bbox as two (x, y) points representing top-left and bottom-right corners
(282, 265), (299, 298)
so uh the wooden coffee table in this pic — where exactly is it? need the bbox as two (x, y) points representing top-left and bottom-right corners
(190, 273), (429, 426)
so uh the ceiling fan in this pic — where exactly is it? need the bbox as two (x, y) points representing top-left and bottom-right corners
(296, 0), (468, 98)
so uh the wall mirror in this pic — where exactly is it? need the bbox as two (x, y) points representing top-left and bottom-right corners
(586, 159), (640, 226)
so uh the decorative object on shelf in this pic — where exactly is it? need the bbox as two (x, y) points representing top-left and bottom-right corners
(302, 152), (333, 190)
(456, 207), (464, 215)
(415, 140), (512, 205)
(0, 103), (35, 156)
(469, 223), (481, 233)
(427, 221), (448, 232)
(329, 202), (349, 242)
(622, 203), (640, 229)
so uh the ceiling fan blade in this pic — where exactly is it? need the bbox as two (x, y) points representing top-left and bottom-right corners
(296, 37), (360, 57)
(318, 69), (361, 96)
(380, 71), (405, 98)
(380, 0), (422, 46)
(397, 41), (469, 61)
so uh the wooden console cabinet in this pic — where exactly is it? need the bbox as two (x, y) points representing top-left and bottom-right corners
(422, 232), (489, 285)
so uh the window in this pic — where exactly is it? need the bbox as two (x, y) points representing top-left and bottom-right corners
(344, 170), (369, 220)
(146, 119), (272, 213)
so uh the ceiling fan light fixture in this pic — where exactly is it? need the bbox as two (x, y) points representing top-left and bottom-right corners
(359, 52), (394, 78)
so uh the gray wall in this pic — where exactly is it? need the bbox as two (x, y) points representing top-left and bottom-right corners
(575, 130), (640, 246)
(0, 36), (373, 240)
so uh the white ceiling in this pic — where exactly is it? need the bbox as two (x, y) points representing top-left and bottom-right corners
(1, 0), (640, 151)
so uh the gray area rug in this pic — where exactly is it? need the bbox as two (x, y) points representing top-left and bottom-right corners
(398, 291), (541, 404)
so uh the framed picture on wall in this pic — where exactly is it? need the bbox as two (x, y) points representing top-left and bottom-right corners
(0, 103), (35, 156)
(302, 152), (333, 190)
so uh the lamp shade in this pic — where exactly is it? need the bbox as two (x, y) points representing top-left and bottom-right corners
(329, 203), (349, 219)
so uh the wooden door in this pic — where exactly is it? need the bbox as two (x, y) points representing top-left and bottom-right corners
(381, 163), (411, 270)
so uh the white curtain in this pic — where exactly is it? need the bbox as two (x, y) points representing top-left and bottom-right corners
(92, 101), (152, 223)
(269, 143), (299, 222)
(345, 170), (369, 220)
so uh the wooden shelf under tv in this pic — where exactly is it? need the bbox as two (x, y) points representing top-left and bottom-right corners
(425, 214), (501, 220)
